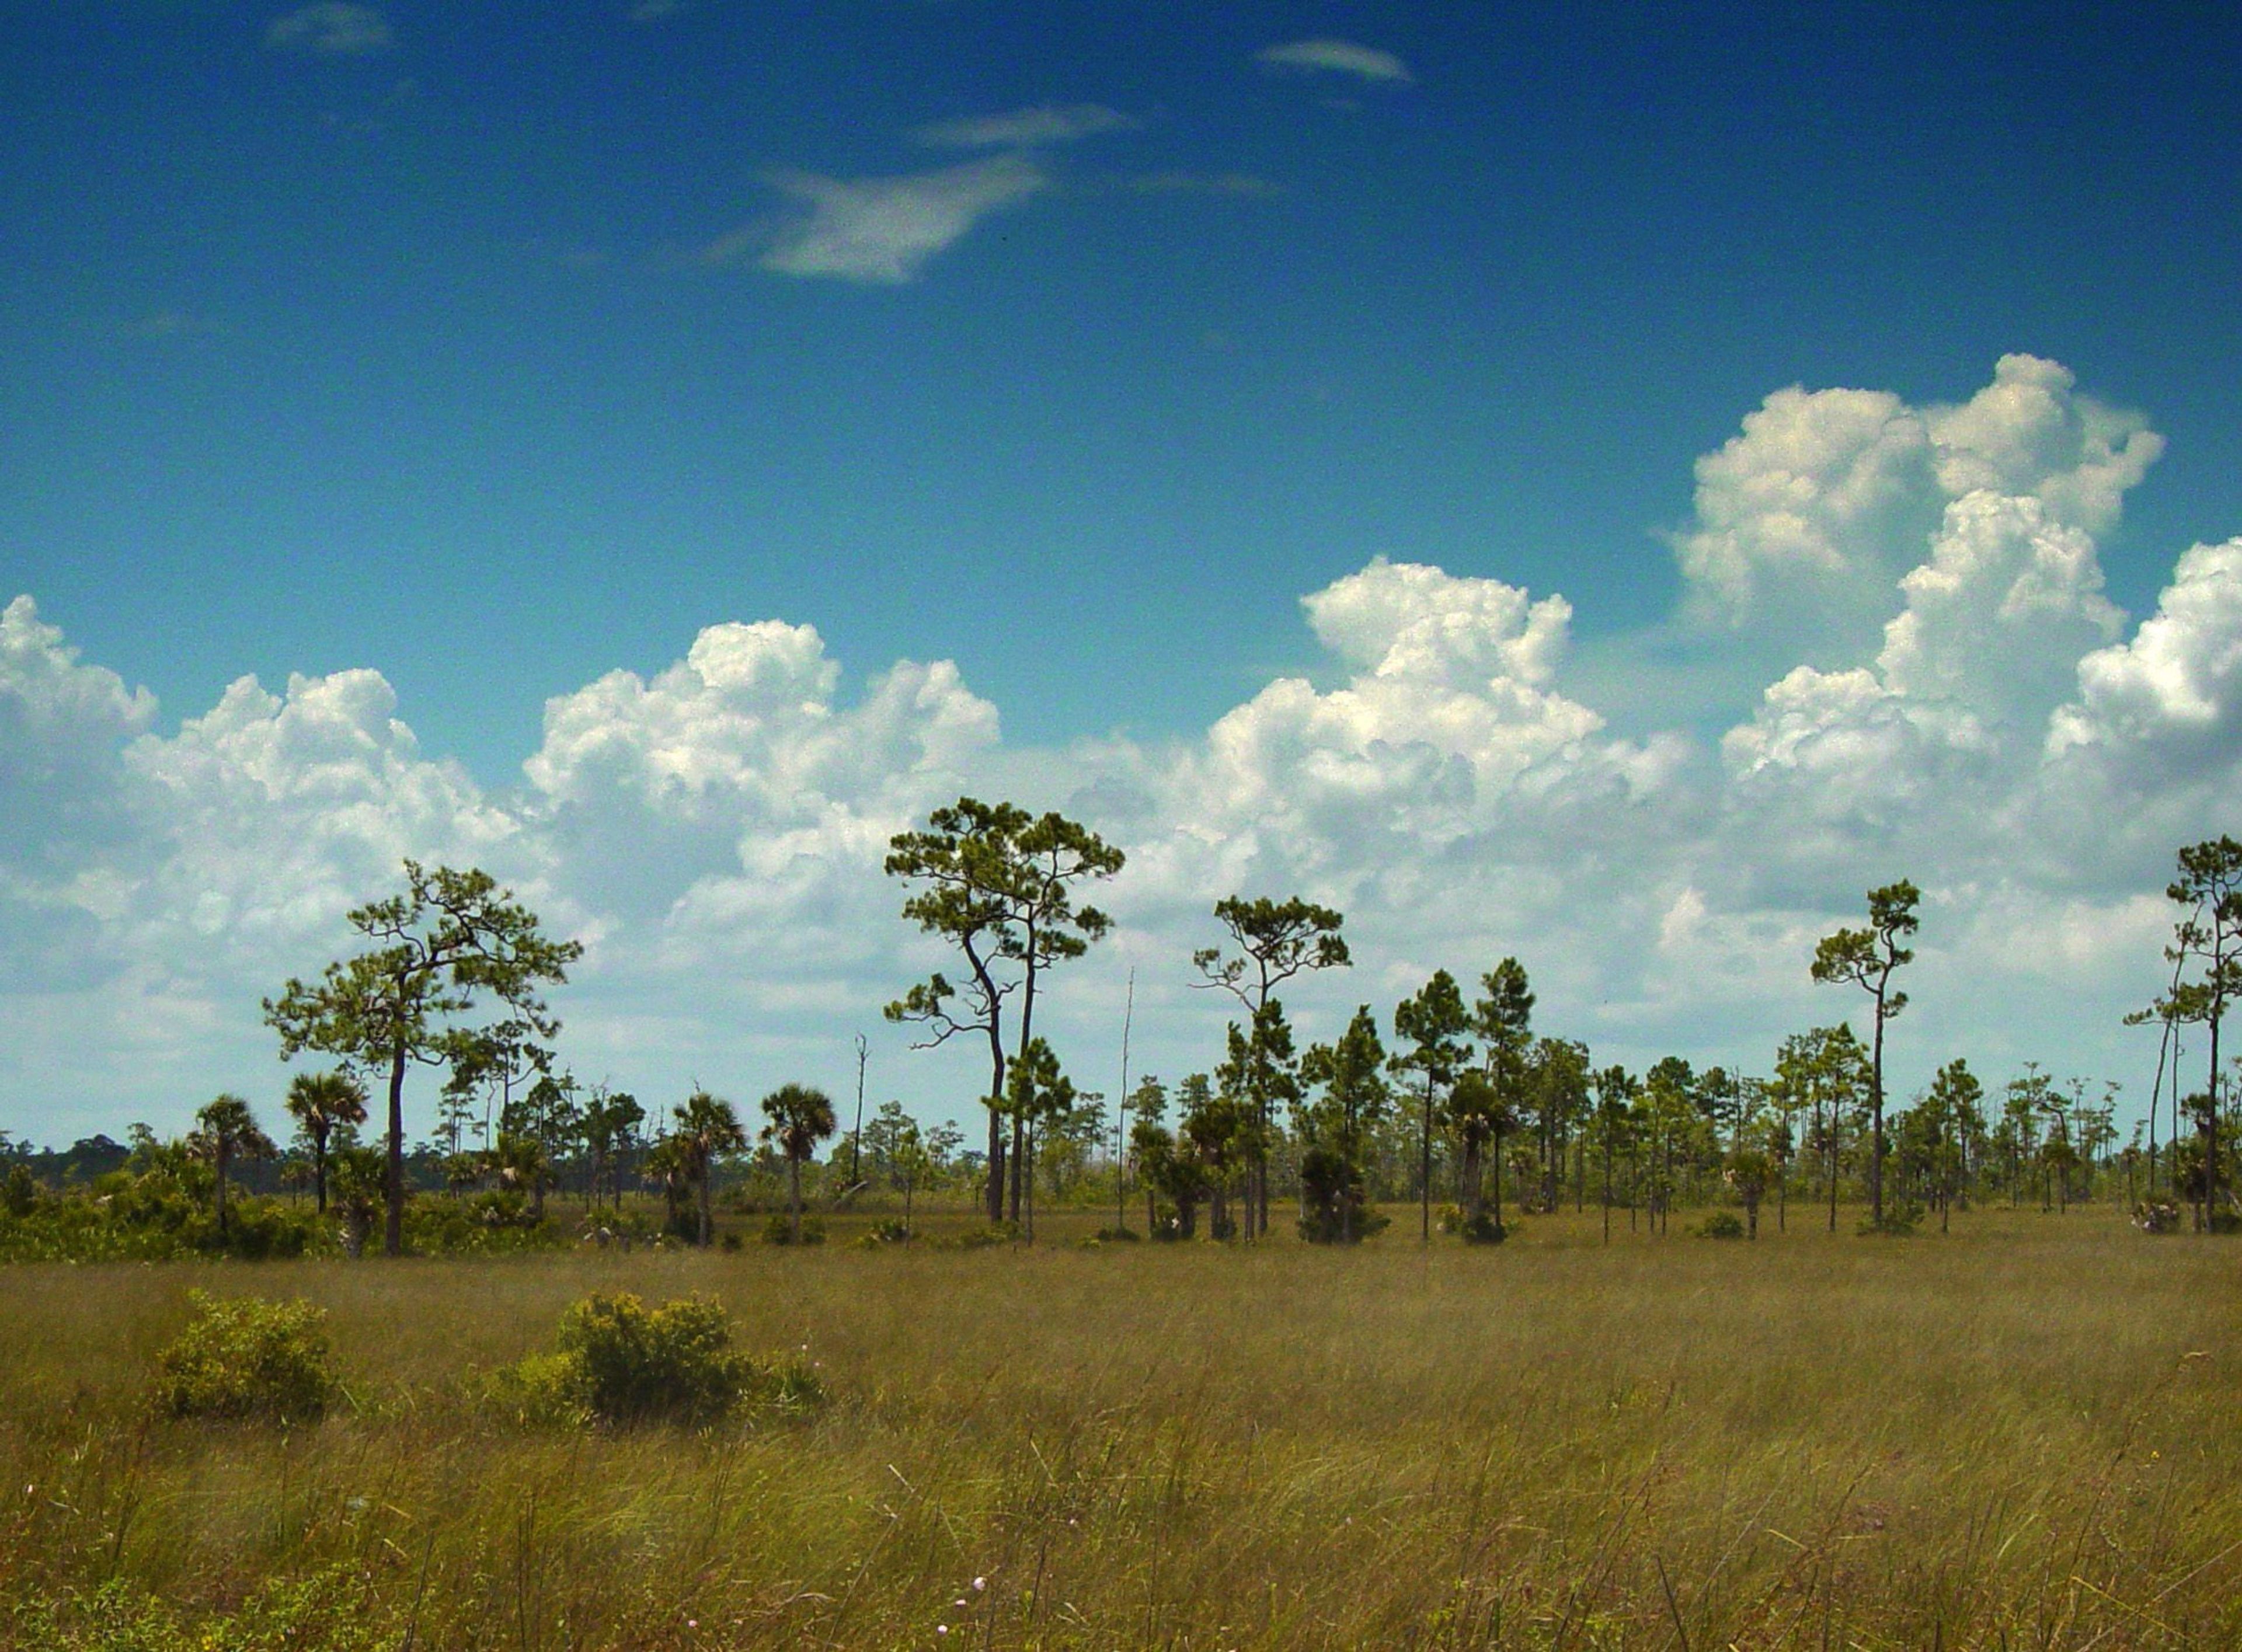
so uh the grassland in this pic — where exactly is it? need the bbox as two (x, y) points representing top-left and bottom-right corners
(2, 1205), (2236, 1650)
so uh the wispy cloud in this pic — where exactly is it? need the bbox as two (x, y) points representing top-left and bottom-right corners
(1255, 38), (1413, 85)
(627, 0), (684, 22)
(718, 155), (1049, 285)
(910, 103), (1136, 150)
(264, 3), (394, 56)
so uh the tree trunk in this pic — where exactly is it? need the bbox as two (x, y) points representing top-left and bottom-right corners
(789, 1152), (802, 1242)
(1870, 996), (1887, 1225)
(214, 1139), (231, 1236)
(1419, 1077), (1434, 1244)
(986, 1104), (1005, 1225)
(385, 1042), (408, 1257)
(2208, 989), (2224, 1233)
(698, 1166), (714, 1247)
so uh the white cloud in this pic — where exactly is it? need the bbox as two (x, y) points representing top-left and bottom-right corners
(264, 4), (394, 56)
(1255, 39), (1414, 85)
(9, 356), (2242, 1145)
(1669, 354), (2158, 656)
(2050, 538), (2242, 757)
(736, 156), (1049, 285)
(911, 104), (1135, 150)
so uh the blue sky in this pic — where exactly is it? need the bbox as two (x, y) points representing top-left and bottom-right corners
(5, 2), (2242, 1142)
(10, 1), (2240, 766)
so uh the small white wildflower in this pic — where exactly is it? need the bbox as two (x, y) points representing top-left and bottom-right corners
(973, 1576), (987, 1591)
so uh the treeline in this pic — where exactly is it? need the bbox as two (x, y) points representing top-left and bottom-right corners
(5, 818), (2239, 1260)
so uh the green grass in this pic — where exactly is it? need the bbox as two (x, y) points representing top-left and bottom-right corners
(2, 1204), (2236, 1648)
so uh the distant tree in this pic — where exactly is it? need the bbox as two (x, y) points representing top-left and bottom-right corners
(580, 1088), (645, 1211)
(1179, 1072), (1249, 1240)
(1811, 880), (1920, 1226)
(884, 799), (1123, 1225)
(1524, 1037), (1591, 1222)
(491, 1129), (553, 1221)
(1469, 960), (1534, 1214)
(284, 1069), (366, 1215)
(671, 1091), (748, 1247)
(1117, 1075), (1169, 1233)
(1298, 1006), (1391, 1243)
(1922, 1058), (1984, 1231)
(1002, 1038), (1076, 1239)
(760, 1083), (837, 1243)
(1589, 1066), (1638, 1244)
(1391, 971), (1474, 1244)
(191, 1094), (277, 1238)
(1193, 896), (1349, 1238)
(263, 862), (582, 1256)
(2132, 837), (2242, 1231)
(1727, 1144), (1773, 1239)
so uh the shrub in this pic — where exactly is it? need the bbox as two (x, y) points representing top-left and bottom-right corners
(1458, 1212), (1508, 1245)
(763, 1214), (826, 1246)
(151, 1291), (333, 1421)
(2133, 1200), (2183, 1234)
(857, 1219), (913, 1247)
(939, 1223), (1016, 1249)
(490, 1292), (826, 1426)
(1857, 1205), (1923, 1237)
(1695, 1211), (1746, 1240)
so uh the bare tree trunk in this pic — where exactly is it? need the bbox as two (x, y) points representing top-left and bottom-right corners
(1870, 997), (1887, 1225)
(385, 1043), (408, 1257)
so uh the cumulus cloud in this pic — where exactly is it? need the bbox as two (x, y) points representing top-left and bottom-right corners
(1255, 39), (1414, 84)
(264, 3), (394, 56)
(8, 355), (2241, 1142)
(1670, 354), (2157, 654)
(731, 156), (1049, 284)
(911, 104), (1135, 150)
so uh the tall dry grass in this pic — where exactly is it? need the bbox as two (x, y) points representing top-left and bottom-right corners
(2, 1205), (2235, 1648)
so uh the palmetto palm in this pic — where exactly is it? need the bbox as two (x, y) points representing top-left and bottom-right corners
(192, 1093), (277, 1237)
(760, 1083), (837, 1242)
(284, 1069), (367, 1214)
(671, 1091), (747, 1247)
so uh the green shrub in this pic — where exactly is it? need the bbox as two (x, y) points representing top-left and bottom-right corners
(939, 1223), (1016, 1249)
(857, 1218), (913, 1247)
(763, 1214), (826, 1245)
(490, 1292), (826, 1426)
(1695, 1211), (1746, 1240)
(151, 1291), (333, 1421)
(1857, 1205), (1923, 1238)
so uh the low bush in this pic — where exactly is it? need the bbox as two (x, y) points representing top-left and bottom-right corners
(2133, 1200), (2183, 1233)
(1695, 1211), (1746, 1240)
(488, 1291), (826, 1427)
(150, 1291), (333, 1421)
(938, 1223), (1016, 1249)
(763, 1214), (827, 1246)
(1857, 1205), (1923, 1237)
(857, 1219), (913, 1247)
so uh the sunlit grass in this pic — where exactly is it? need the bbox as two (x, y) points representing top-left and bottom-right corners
(2, 1203), (2236, 1648)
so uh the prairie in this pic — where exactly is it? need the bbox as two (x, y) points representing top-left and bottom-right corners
(1, 1205), (2235, 1650)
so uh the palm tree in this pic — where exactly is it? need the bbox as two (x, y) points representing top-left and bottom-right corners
(192, 1094), (277, 1238)
(284, 1069), (367, 1214)
(671, 1092), (747, 1247)
(760, 1083), (837, 1242)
